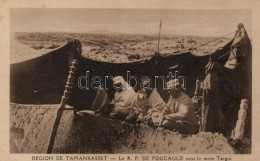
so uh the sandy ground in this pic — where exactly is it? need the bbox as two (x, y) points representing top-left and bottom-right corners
(11, 32), (231, 64)
(10, 40), (55, 64)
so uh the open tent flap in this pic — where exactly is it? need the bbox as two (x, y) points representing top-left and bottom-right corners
(202, 24), (252, 135)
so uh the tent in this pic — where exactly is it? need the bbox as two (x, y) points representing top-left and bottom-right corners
(10, 23), (251, 153)
(10, 34), (233, 107)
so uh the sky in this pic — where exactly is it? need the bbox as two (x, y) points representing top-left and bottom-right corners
(11, 8), (252, 37)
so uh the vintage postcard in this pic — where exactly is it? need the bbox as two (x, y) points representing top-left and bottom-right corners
(1, 0), (260, 161)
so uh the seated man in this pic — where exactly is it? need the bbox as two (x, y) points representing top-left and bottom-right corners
(125, 84), (150, 124)
(109, 76), (136, 120)
(126, 79), (167, 124)
(158, 79), (199, 134)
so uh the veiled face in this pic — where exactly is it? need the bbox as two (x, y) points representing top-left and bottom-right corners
(140, 87), (152, 97)
(114, 82), (123, 92)
(139, 88), (148, 98)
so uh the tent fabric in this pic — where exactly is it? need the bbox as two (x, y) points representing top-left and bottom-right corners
(10, 43), (73, 104)
(68, 42), (232, 109)
(10, 37), (232, 106)
(10, 26), (243, 112)
(10, 103), (60, 153)
(203, 24), (252, 135)
(10, 103), (235, 154)
(91, 88), (111, 111)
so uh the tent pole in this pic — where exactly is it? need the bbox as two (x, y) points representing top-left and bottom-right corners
(47, 43), (79, 153)
(157, 20), (162, 53)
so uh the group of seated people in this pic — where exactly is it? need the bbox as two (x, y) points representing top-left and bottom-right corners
(94, 76), (199, 135)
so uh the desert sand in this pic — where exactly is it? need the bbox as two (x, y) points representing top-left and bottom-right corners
(11, 32), (231, 64)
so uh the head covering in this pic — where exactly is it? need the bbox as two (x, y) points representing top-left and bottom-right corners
(141, 78), (151, 88)
(166, 79), (180, 90)
(113, 76), (124, 85)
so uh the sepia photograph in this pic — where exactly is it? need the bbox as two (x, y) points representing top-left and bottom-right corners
(9, 7), (253, 157)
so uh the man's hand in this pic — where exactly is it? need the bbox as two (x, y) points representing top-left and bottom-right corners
(158, 115), (165, 127)
(164, 114), (172, 120)
(192, 96), (202, 107)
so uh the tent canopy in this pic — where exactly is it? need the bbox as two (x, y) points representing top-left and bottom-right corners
(10, 24), (250, 111)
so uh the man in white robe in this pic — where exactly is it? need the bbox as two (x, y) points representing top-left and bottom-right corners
(109, 76), (136, 120)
